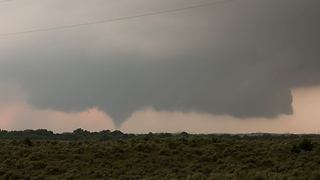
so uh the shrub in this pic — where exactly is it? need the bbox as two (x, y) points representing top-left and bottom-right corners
(291, 144), (301, 154)
(186, 173), (207, 180)
(299, 139), (314, 151)
(22, 138), (33, 146)
(252, 174), (266, 180)
(311, 171), (320, 180)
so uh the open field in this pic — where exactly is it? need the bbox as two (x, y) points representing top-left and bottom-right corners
(1, 130), (320, 179)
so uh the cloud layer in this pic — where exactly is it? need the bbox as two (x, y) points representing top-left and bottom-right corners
(121, 87), (320, 134)
(0, 0), (319, 125)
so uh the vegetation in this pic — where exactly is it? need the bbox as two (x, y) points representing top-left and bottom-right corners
(1, 129), (320, 179)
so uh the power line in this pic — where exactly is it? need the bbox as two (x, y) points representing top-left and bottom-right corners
(0, 0), (12, 3)
(0, 0), (234, 37)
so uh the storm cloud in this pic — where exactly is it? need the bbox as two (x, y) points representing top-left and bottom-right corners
(0, 0), (319, 125)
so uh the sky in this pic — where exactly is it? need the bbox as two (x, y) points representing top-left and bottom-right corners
(0, 0), (319, 133)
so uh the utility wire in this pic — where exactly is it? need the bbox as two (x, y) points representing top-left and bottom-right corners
(0, 0), (234, 37)
(0, 0), (12, 3)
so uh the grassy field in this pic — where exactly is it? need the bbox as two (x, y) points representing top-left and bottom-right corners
(1, 130), (320, 179)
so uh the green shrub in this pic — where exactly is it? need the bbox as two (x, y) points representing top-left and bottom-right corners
(186, 173), (207, 180)
(22, 138), (33, 146)
(291, 144), (301, 154)
(299, 139), (314, 151)
(1, 132), (320, 179)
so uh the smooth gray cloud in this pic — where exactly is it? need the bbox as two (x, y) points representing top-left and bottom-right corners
(0, 0), (319, 125)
